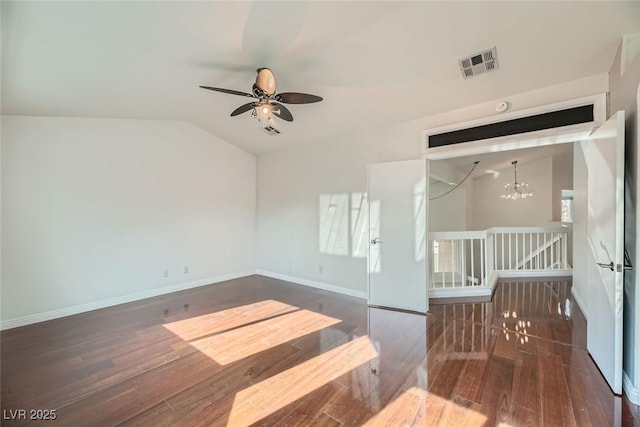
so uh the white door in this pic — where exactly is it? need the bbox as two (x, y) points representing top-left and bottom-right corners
(368, 160), (427, 313)
(586, 111), (625, 394)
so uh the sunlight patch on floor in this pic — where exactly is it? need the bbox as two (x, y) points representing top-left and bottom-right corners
(189, 308), (341, 365)
(228, 335), (378, 426)
(364, 387), (488, 426)
(162, 299), (299, 341)
(363, 387), (425, 426)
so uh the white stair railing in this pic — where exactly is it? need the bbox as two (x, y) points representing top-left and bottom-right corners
(429, 226), (571, 293)
(429, 231), (488, 289)
(487, 227), (569, 272)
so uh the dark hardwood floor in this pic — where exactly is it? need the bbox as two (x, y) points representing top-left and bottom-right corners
(1, 275), (639, 426)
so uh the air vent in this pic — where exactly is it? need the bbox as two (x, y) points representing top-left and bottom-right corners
(459, 47), (499, 79)
(427, 104), (594, 148)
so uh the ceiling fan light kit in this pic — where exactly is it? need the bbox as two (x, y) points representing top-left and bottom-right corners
(199, 68), (322, 135)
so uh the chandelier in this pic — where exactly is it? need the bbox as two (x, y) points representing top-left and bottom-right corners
(501, 160), (533, 200)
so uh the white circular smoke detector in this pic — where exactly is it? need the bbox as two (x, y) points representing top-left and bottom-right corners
(495, 101), (509, 113)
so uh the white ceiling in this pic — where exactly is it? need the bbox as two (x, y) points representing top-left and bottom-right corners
(2, 1), (639, 155)
(444, 142), (573, 180)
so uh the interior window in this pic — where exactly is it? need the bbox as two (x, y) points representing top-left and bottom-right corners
(561, 189), (574, 223)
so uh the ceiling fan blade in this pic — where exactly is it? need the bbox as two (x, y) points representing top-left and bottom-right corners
(275, 92), (323, 104)
(231, 102), (257, 117)
(272, 102), (294, 122)
(199, 86), (256, 98)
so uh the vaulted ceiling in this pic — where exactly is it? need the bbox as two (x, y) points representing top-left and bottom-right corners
(2, 1), (639, 154)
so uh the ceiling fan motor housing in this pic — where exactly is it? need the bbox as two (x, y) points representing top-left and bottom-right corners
(255, 68), (276, 96)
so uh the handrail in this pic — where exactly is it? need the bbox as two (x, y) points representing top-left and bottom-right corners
(486, 226), (569, 234)
(429, 230), (487, 240)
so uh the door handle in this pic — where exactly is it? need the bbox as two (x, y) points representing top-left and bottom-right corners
(597, 261), (614, 271)
(371, 237), (382, 245)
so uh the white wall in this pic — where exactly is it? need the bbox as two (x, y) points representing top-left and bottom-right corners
(469, 157), (553, 230)
(256, 125), (419, 296)
(572, 141), (589, 321)
(609, 40), (640, 399)
(429, 182), (467, 232)
(256, 74), (608, 294)
(1, 116), (256, 327)
(552, 149), (574, 222)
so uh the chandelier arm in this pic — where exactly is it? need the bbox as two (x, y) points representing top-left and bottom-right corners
(430, 161), (479, 201)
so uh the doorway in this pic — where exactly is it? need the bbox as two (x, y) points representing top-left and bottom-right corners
(422, 95), (625, 394)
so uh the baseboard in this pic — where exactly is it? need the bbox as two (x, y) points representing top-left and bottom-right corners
(0, 271), (255, 331)
(571, 287), (588, 322)
(255, 270), (368, 300)
(497, 269), (572, 278)
(623, 370), (640, 405)
(429, 286), (492, 299)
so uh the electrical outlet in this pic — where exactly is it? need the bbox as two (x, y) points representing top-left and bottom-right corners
(184, 266), (189, 274)
(318, 265), (324, 274)
(163, 270), (169, 278)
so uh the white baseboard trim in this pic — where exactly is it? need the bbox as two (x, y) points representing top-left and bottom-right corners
(571, 288), (588, 322)
(497, 269), (572, 278)
(623, 370), (640, 405)
(0, 271), (255, 331)
(429, 286), (492, 299)
(487, 271), (500, 292)
(432, 270), (574, 300)
(255, 270), (368, 300)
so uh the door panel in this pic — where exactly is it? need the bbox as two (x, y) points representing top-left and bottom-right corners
(586, 111), (625, 394)
(368, 160), (427, 313)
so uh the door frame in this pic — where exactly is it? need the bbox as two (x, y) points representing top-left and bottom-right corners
(421, 93), (607, 160)
(421, 92), (629, 387)
(420, 93), (607, 297)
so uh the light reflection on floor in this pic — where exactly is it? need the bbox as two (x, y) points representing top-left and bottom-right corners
(164, 279), (626, 426)
(228, 335), (379, 426)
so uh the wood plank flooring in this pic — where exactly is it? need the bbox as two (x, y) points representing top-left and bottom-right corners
(1, 275), (639, 426)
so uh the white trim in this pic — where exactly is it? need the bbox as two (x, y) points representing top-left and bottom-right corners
(422, 93), (607, 152)
(430, 270), (574, 300)
(487, 271), (500, 292)
(421, 93), (608, 160)
(497, 269), (572, 278)
(429, 286), (492, 299)
(429, 230), (487, 240)
(623, 370), (640, 405)
(571, 287), (588, 323)
(486, 226), (569, 234)
(0, 271), (255, 331)
(255, 270), (368, 300)
(635, 83), (640, 396)
(423, 123), (595, 160)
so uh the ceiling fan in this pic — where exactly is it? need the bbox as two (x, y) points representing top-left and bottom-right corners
(199, 68), (322, 131)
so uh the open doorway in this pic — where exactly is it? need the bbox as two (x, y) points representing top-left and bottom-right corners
(428, 143), (575, 299)
(422, 95), (626, 395)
